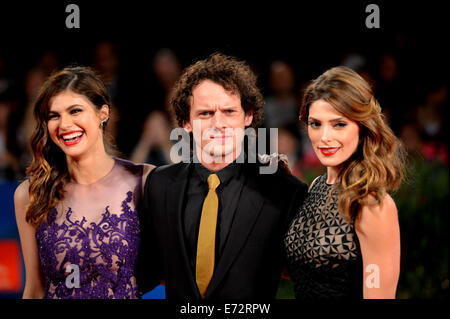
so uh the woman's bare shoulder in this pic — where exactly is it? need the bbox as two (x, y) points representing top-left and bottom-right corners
(143, 163), (156, 176)
(356, 193), (398, 235)
(14, 179), (30, 208)
(361, 193), (397, 217)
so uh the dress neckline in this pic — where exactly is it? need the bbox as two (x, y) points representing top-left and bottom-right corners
(71, 157), (117, 187)
(323, 173), (334, 186)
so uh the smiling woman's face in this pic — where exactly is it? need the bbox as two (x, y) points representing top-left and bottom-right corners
(307, 99), (360, 169)
(47, 90), (107, 159)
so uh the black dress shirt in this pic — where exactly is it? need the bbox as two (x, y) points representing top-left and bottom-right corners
(183, 160), (245, 273)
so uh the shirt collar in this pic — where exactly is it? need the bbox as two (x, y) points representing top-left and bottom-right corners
(194, 156), (244, 187)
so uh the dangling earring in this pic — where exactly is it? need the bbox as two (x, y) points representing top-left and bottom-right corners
(101, 119), (107, 128)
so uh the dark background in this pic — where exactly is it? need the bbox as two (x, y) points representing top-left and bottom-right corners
(0, 0), (448, 299)
(1, 1), (446, 83)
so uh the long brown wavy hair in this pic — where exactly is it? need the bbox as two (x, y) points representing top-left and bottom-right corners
(300, 66), (407, 222)
(26, 66), (115, 226)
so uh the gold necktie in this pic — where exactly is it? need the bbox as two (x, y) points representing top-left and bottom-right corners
(196, 173), (220, 298)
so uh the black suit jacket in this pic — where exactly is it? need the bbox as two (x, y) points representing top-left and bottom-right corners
(137, 161), (308, 300)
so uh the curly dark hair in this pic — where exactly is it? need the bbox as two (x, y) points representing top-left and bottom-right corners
(170, 53), (264, 129)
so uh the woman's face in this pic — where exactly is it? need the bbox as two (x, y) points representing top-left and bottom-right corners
(307, 99), (360, 169)
(47, 90), (108, 159)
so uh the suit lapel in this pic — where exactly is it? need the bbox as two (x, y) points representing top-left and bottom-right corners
(206, 168), (264, 297)
(166, 163), (201, 298)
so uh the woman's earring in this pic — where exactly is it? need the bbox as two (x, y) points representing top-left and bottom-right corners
(101, 119), (107, 128)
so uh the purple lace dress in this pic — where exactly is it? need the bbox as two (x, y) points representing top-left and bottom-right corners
(36, 158), (144, 299)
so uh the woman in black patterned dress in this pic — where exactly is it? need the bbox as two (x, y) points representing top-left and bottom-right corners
(284, 66), (407, 299)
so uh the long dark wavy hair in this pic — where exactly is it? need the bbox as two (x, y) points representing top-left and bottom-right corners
(26, 66), (116, 226)
(300, 66), (407, 222)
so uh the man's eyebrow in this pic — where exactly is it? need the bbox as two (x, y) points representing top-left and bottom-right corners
(219, 104), (239, 109)
(195, 106), (214, 111)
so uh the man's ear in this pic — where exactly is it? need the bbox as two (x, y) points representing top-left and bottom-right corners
(244, 110), (254, 127)
(183, 121), (192, 133)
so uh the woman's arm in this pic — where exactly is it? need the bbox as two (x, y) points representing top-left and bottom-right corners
(355, 193), (401, 299)
(14, 180), (45, 299)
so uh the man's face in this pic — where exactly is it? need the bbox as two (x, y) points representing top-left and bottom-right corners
(183, 79), (253, 165)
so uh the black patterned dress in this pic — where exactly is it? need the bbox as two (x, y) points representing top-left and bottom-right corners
(284, 174), (363, 299)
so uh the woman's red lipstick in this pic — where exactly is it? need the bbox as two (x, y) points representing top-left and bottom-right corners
(320, 147), (339, 156)
(59, 131), (84, 146)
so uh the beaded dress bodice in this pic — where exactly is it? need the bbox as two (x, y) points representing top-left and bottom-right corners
(36, 158), (143, 299)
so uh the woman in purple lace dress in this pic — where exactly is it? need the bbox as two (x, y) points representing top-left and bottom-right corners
(14, 66), (156, 298)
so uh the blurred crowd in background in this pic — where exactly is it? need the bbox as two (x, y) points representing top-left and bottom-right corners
(0, 34), (448, 298)
(1, 41), (447, 180)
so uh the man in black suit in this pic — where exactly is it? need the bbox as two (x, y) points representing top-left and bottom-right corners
(138, 53), (308, 300)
